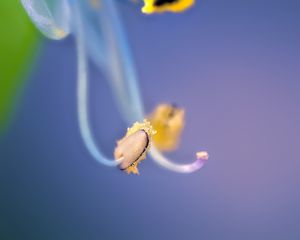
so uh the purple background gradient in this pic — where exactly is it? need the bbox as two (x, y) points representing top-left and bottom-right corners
(1, 0), (300, 239)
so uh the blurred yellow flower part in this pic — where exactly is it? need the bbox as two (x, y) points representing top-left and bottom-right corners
(142, 0), (194, 14)
(114, 120), (156, 174)
(148, 104), (185, 152)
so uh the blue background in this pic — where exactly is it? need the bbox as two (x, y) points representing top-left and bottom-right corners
(1, 0), (300, 239)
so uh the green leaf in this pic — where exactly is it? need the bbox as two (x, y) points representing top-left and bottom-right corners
(0, 0), (40, 133)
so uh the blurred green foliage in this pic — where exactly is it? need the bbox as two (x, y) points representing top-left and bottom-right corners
(0, 0), (39, 133)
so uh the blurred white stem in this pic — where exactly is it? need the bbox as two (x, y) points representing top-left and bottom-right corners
(75, 2), (120, 167)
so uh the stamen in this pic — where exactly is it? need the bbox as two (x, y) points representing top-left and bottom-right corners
(114, 120), (156, 174)
(142, 0), (195, 14)
(97, 1), (209, 174)
(148, 103), (185, 152)
(21, 0), (209, 175)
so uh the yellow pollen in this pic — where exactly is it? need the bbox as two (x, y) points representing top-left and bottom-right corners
(114, 120), (156, 175)
(148, 104), (185, 152)
(197, 151), (209, 161)
(142, 0), (195, 14)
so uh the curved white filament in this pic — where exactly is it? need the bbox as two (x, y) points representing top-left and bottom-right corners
(20, 0), (70, 40)
(84, 21), (106, 68)
(74, 2), (121, 167)
(97, 0), (145, 123)
(150, 147), (208, 173)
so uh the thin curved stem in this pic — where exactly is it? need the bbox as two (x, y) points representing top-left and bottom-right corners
(97, 0), (145, 123)
(74, 2), (120, 167)
(84, 21), (106, 68)
(150, 147), (208, 173)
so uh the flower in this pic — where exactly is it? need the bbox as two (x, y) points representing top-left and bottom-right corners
(21, 0), (208, 174)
